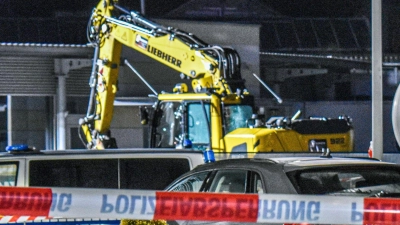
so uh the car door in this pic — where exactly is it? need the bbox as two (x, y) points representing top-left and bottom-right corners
(166, 169), (264, 225)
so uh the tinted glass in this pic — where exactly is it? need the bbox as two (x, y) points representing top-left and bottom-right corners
(290, 166), (400, 195)
(29, 158), (191, 190)
(120, 158), (191, 190)
(209, 170), (247, 193)
(188, 103), (210, 146)
(155, 102), (184, 148)
(29, 159), (118, 188)
(224, 105), (253, 133)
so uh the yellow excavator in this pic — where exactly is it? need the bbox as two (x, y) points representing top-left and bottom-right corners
(79, 0), (354, 153)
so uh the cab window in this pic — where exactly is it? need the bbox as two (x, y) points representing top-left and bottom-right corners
(0, 162), (18, 186)
(224, 105), (253, 133)
(187, 103), (210, 147)
(155, 102), (184, 148)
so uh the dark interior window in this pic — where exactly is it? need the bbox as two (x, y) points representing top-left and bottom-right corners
(120, 158), (190, 190)
(290, 166), (400, 195)
(29, 159), (118, 188)
(29, 158), (191, 190)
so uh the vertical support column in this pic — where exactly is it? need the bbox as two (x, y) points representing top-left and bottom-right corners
(371, 0), (383, 160)
(6, 95), (11, 146)
(54, 58), (92, 150)
(57, 74), (67, 150)
(54, 58), (67, 150)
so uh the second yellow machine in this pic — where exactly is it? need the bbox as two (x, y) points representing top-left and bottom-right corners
(79, 0), (354, 153)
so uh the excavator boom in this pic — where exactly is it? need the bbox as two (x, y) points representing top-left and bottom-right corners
(80, 0), (354, 153)
(79, 0), (247, 149)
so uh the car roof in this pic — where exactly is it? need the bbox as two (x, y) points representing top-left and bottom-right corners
(190, 155), (397, 172)
(262, 156), (387, 166)
(0, 148), (205, 159)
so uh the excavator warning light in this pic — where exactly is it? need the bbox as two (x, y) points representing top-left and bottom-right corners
(101, 24), (109, 34)
(173, 83), (188, 93)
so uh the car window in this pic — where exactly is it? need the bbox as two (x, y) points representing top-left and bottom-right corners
(209, 170), (247, 193)
(291, 167), (400, 195)
(29, 159), (118, 188)
(0, 162), (18, 186)
(169, 171), (210, 192)
(29, 158), (191, 190)
(119, 158), (191, 190)
(253, 172), (264, 193)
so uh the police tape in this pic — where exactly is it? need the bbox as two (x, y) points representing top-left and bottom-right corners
(0, 186), (399, 224)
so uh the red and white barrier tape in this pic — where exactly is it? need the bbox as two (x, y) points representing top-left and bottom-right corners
(0, 216), (48, 223)
(0, 187), (398, 224)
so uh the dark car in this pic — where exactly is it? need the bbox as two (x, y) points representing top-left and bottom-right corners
(162, 155), (400, 224)
(165, 154), (400, 197)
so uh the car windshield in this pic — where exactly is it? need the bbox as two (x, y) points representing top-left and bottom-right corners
(290, 166), (400, 196)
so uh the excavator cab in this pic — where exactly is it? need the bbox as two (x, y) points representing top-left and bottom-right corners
(150, 99), (253, 151)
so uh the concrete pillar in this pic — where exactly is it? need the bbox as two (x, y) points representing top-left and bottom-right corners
(371, 0), (383, 160)
(6, 95), (11, 146)
(54, 58), (92, 150)
(57, 73), (67, 150)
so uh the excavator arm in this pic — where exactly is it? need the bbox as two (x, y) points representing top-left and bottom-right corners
(80, 0), (247, 149)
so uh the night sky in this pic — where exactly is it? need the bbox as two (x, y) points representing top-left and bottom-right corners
(3, 0), (393, 19)
(1, 0), (187, 18)
(2, 0), (399, 46)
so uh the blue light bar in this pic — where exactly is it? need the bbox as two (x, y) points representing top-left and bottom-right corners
(6, 144), (30, 152)
(203, 150), (215, 163)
